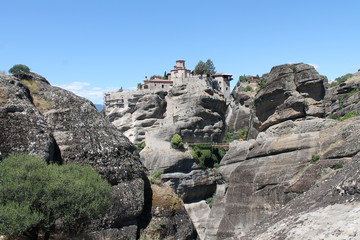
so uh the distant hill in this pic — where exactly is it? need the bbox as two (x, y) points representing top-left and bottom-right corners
(95, 104), (104, 111)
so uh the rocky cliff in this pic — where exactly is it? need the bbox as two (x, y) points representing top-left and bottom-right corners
(0, 72), (196, 239)
(101, 63), (360, 240)
(201, 65), (360, 239)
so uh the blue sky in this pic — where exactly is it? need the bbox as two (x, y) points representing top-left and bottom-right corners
(1, 0), (359, 104)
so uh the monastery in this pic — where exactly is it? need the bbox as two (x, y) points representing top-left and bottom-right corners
(104, 60), (233, 112)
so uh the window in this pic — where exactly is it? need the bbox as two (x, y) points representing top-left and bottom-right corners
(162, 85), (164, 88)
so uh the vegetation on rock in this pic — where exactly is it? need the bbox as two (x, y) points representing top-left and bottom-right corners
(329, 110), (359, 121)
(240, 86), (253, 92)
(190, 143), (227, 168)
(329, 73), (353, 87)
(206, 194), (216, 208)
(310, 154), (320, 164)
(0, 153), (112, 240)
(150, 170), (164, 184)
(171, 134), (184, 149)
(8, 64), (30, 75)
(222, 127), (248, 143)
(136, 141), (146, 152)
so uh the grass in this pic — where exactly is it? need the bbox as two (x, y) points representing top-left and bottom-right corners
(329, 111), (359, 121)
(21, 79), (39, 93)
(150, 170), (164, 184)
(33, 96), (54, 112)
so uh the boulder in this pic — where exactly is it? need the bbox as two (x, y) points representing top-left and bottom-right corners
(1, 73), (146, 239)
(255, 63), (326, 131)
(0, 74), (58, 162)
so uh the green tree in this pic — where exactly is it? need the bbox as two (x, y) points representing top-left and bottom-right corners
(205, 59), (216, 74)
(193, 59), (216, 75)
(0, 153), (112, 240)
(118, 87), (123, 92)
(171, 134), (184, 149)
(8, 64), (30, 75)
(137, 83), (143, 90)
(163, 71), (168, 80)
(150, 75), (162, 79)
(193, 60), (207, 75)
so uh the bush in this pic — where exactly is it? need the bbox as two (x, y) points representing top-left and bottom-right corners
(8, 64), (30, 75)
(136, 142), (146, 152)
(171, 134), (184, 149)
(0, 153), (112, 240)
(331, 162), (343, 170)
(241, 86), (253, 92)
(222, 127), (248, 143)
(190, 143), (227, 169)
(310, 154), (320, 164)
(206, 194), (216, 208)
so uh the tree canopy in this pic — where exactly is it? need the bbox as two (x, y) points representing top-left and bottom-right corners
(8, 64), (30, 75)
(0, 153), (112, 240)
(193, 59), (216, 75)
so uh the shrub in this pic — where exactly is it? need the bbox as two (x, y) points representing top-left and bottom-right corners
(206, 194), (216, 208)
(190, 143), (227, 169)
(241, 86), (253, 92)
(8, 64), (30, 75)
(331, 162), (343, 170)
(0, 153), (112, 240)
(136, 142), (146, 152)
(310, 154), (320, 164)
(222, 127), (248, 143)
(150, 170), (164, 184)
(171, 134), (184, 149)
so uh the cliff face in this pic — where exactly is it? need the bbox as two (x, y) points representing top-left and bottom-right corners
(100, 63), (360, 240)
(254, 63), (326, 131)
(202, 65), (360, 240)
(0, 72), (197, 240)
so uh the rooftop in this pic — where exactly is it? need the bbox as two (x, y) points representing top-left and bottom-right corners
(144, 78), (173, 83)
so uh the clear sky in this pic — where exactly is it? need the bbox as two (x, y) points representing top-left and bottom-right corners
(1, 0), (359, 104)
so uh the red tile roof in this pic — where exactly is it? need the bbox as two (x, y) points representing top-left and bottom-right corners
(144, 78), (173, 83)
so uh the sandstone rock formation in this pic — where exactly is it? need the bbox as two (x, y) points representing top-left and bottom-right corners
(245, 151), (360, 240)
(139, 183), (197, 240)
(255, 63), (326, 131)
(106, 90), (167, 143)
(225, 82), (259, 139)
(0, 72), (195, 240)
(0, 73), (58, 162)
(199, 64), (360, 240)
(325, 71), (360, 117)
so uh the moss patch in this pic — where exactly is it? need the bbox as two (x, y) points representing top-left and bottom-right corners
(21, 79), (39, 93)
(0, 87), (8, 105)
(20, 80), (53, 112)
(151, 184), (182, 213)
